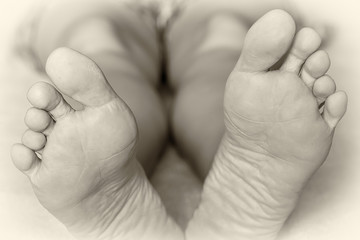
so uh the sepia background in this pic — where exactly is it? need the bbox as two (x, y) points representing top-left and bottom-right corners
(0, 0), (359, 239)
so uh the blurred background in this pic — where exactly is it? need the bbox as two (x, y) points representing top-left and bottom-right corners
(0, 0), (359, 239)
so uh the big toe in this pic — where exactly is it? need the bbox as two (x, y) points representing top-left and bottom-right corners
(235, 9), (296, 72)
(46, 47), (118, 107)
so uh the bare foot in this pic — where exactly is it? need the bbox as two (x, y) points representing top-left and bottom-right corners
(11, 48), (182, 240)
(186, 9), (347, 240)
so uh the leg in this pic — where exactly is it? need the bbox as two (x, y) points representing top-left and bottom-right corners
(33, 0), (166, 175)
(186, 10), (347, 239)
(150, 145), (202, 230)
(167, 0), (249, 179)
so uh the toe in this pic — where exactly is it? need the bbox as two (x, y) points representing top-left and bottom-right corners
(301, 50), (331, 88)
(281, 28), (322, 74)
(323, 91), (347, 129)
(45, 47), (119, 107)
(235, 9), (296, 72)
(11, 143), (40, 174)
(22, 130), (46, 151)
(25, 107), (54, 133)
(27, 82), (74, 121)
(313, 75), (336, 104)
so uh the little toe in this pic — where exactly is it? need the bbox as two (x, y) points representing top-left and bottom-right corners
(281, 27), (322, 73)
(45, 47), (119, 107)
(22, 130), (46, 151)
(25, 107), (54, 134)
(235, 9), (296, 72)
(323, 91), (347, 129)
(27, 82), (74, 121)
(11, 143), (40, 174)
(313, 75), (336, 105)
(301, 50), (331, 88)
